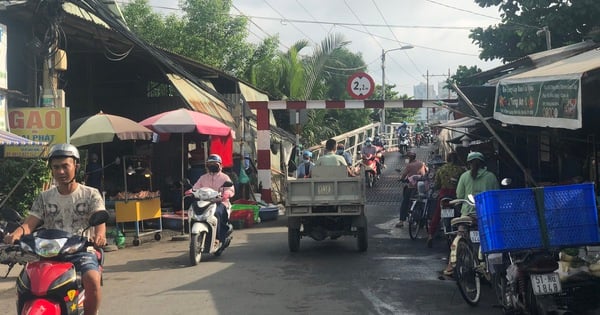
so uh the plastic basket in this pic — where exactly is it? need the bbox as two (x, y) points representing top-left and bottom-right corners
(231, 204), (260, 223)
(475, 183), (600, 253)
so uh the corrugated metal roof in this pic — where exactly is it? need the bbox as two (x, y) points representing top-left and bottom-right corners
(166, 74), (234, 125)
(503, 48), (600, 80)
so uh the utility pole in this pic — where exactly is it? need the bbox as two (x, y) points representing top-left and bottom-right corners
(381, 45), (413, 127)
(422, 69), (451, 100)
(422, 69), (452, 122)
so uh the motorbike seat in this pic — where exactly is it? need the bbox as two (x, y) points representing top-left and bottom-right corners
(451, 215), (476, 226)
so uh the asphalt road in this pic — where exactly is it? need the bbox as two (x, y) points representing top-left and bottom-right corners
(0, 144), (506, 315)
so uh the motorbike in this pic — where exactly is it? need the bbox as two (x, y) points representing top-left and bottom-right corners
(361, 151), (383, 188)
(187, 181), (235, 266)
(8, 210), (109, 315)
(450, 193), (600, 314)
(398, 133), (410, 156)
(0, 207), (32, 278)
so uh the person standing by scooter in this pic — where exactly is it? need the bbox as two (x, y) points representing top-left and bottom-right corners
(3, 143), (107, 315)
(426, 152), (464, 248)
(192, 154), (235, 247)
(443, 151), (498, 276)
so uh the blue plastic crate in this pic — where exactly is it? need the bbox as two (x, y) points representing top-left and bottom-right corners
(475, 183), (600, 253)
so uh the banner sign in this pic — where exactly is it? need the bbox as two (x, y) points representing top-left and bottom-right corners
(5, 107), (69, 158)
(494, 75), (581, 130)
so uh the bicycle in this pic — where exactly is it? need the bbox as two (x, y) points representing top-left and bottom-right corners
(406, 176), (433, 240)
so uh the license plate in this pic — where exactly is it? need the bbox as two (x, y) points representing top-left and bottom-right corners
(441, 208), (454, 218)
(531, 273), (562, 295)
(469, 231), (480, 243)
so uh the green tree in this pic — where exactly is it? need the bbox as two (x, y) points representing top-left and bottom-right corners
(471, 0), (600, 62)
(0, 159), (51, 217)
(122, 0), (254, 76)
(447, 65), (483, 88)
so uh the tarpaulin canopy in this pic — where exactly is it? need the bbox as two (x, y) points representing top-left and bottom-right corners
(0, 129), (47, 146)
(494, 48), (600, 130)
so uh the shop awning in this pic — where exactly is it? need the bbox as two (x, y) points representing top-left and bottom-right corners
(166, 74), (235, 125)
(494, 48), (600, 130)
(239, 82), (269, 102)
(436, 116), (489, 128)
(0, 129), (47, 146)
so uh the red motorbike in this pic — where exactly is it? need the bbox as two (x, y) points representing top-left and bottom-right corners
(361, 152), (381, 188)
(10, 210), (109, 315)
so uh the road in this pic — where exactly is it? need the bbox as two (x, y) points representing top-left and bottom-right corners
(0, 144), (501, 314)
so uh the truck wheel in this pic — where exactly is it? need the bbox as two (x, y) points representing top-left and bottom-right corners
(357, 227), (368, 252)
(288, 227), (300, 252)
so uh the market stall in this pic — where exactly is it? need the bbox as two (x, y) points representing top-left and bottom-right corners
(112, 155), (162, 246)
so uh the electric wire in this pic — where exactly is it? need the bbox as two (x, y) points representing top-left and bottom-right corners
(371, 0), (423, 81)
(263, 0), (319, 46)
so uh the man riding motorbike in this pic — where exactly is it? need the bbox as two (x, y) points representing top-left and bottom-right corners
(360, 137), (382, 178)
(3, 143), (107, 315)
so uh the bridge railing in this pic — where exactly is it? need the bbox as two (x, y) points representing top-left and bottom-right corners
(307, 123), (395, 168)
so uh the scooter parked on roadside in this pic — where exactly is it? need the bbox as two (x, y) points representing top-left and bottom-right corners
(450, 186), (600, 314)
(187, 181), (234, 266)
(8, 210), (109, 315)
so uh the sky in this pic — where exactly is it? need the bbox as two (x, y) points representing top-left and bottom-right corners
(146, 0), (506, 98)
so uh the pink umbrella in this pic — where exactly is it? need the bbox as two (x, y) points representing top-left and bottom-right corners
(140, 108), (234, 235)
(139, 108), (232, 137)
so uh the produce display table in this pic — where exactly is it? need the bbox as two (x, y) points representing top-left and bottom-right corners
(115, 197), (162, 246)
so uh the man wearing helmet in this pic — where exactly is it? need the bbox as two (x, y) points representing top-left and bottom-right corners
(456, 151), (499, 217)
(3, 143), (107, 315)
(396, 151), (427, 228)
(297, 150), (315, 178)
(361, 137), (383, 177)
(336, 143), (353, 166)
(193, 154), (235, 246)
(443, 151), (498, 276)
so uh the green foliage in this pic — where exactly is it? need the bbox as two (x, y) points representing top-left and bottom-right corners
(471, 0), (600, 62)
(0, 159), (51, 217)
(122, 0), (253, 76)
(448, 65), (483, 88)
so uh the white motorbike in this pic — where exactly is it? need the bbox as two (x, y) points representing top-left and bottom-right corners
(187, 181), (234, 266)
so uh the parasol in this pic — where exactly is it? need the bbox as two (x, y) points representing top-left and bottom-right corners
(139, 108), (234, 235)
(70, 111), (155, 191)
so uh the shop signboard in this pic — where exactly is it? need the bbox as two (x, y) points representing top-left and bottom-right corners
(494, 75), (581, 130)
(5, 107), (69, 158)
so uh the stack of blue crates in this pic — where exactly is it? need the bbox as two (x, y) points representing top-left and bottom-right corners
(475, 183), (600, 254)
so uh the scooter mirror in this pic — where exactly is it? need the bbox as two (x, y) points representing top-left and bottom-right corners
(222, 181), (234, 188)
(501, 178), (512, 186)
(88, 210), (109, 227)
(1, 207), (23, 223)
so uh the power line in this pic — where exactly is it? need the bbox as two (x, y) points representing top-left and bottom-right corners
(229, 14), (480, 30)
(263, 0), (319, 46)
(371, 0), (423, 77)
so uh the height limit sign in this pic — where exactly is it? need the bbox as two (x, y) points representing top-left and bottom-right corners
(346, 72), (375, 100)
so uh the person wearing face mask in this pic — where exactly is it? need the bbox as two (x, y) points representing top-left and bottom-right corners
(297, 150), (315, 178)
(336, 143), (353, 166)
(360, 137), (382, 177)
(192, 154), (235, 247)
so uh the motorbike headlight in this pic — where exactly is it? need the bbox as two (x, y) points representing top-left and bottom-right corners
(35, 238), (68, 258)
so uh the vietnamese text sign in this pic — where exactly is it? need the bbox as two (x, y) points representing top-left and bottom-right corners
(494, 76), (581, 129)
(5, 107), (69, 158)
